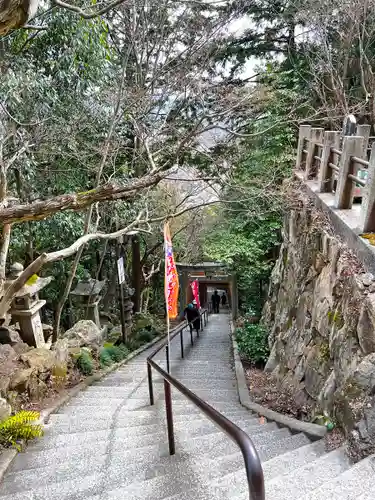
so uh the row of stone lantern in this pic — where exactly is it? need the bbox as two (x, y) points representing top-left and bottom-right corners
(3, 263), (132, 348)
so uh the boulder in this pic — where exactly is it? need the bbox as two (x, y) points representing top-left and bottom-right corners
(0, 344), (17, 363)
(0, 345), (21, 396)
(21, 348), (57, 373)
(28, 377), (48, 400)
(10, 368), (34, 392)
(0, 376), (10, 397)
(0, 397), (11, 421)
(12, 342), (33, 355)
(0, 326), (22, 345)
(361, 273), (375, 287)
(353, 353), (375, 392)
(64, 320), (101, 347)
(357, 297), (375, 354)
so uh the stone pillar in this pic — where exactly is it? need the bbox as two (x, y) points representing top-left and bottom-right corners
(179, 270), (188, 314)
(231, 274), (238, 320)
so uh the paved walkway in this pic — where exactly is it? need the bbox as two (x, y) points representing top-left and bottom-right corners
(0, 313), (324, 500)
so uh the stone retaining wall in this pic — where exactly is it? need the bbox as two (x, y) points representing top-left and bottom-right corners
(262, 187), (375, 460)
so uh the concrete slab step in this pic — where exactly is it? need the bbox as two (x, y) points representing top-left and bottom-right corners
(6, 426), (304, 476)
(47, 409), (255, 433)
(266, 447), (350, 500)
(297, 455), (375, 500)
(0, 450), (245, 496)
(58, 398), (244, 414)
(43, 416), (273, 443)
(261, 440), (326, 480)
(0, 432), (313, 500)
(26, 424), (290, 457)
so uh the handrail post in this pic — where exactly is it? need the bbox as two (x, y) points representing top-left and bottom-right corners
(357, 124), (371, 158)
(166, 345), (170, 374)
(180, 328), (184, 358)
(305, 127), (324, 180)
(318, 131), (341, 193)
(147, 362), (154, 406)
(164, 380), (175, 455)
(296, 124), (311, 170)
(360, 143), (375, 232)
(334, 135), (364, 209)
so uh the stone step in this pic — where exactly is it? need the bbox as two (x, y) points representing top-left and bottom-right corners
(47, 408), (255, 430)
(0, 450), (245, 495)
(208, 447), (350, 500)
(0, 433), (311, 499)
(261, 440), (326, 480)
(297, 455), (375, 500)
(28, 418), (279, 452)
(70, 388), (241, 404)
(58, 398), (247, 415)
(25, 426), (290, 459)
(266, 447), (350, 500)
(44, 415), (272, 441)
(6, 427), (303, 476)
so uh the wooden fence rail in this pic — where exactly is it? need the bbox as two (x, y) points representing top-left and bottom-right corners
(295, 124), (375, 232)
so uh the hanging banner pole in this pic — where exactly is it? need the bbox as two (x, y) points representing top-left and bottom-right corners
(164, 222), (179, 374)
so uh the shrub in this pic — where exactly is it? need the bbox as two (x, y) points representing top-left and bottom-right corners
(104, 345), (126, 363)
(0, 411), (43, 450)
(76, 350), (94, 375)
(236, 323), (269, 366)
(100, 344), (130, 368)
(137, 329), (154, 344)
(99, 349), (113, 368)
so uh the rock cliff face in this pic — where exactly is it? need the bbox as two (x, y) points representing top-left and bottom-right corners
(262, 192), (375, 459)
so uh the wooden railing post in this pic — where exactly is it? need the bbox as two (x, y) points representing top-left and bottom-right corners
(295, 125), (311, 170)
(359, 143), (375, 233)
(334, 136), (364, 209)
(305, 127), (324, 180)
(318, 131), (341, 193)
(357, 124), (371, 158)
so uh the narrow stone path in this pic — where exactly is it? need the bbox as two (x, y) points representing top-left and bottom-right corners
(0, 313), (361, 500)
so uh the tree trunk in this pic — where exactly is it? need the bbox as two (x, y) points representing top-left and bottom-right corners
(132, 235), (141, 313)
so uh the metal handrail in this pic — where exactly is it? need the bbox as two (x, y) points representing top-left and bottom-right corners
(146, 309), (265, 500)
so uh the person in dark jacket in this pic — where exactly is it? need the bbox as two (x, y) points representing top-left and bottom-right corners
(182, 303), (200, 336)
(221, 292), (227, 307)
(211, 290), (220, 313)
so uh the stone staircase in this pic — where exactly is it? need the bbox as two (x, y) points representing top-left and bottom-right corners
(0, 313), (374, 499)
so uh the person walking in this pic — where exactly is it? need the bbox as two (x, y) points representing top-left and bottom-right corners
(211, 290), (220, 314)
(182, 303), (200, 336)
(221, 292), (227, 307)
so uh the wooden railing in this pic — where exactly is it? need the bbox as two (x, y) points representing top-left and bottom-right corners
(296, 124), (375, 232)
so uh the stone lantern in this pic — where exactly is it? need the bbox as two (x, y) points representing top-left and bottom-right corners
(7, 263), (53, 348)
(123, 285), (134, 338)
(70, 273), (106, 329)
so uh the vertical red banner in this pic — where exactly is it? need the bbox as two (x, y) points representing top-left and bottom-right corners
(190, 280), (201, 309)
(164, 222), (179, 319)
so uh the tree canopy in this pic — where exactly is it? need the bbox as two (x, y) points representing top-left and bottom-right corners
(1, 0), (374, 329)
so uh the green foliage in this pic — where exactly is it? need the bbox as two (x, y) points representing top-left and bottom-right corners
(100, 344), (129, 368)
(236, 322), (269, 366)
(136, 329), (155, 344)
(0, 411), (43, 450)
(99, 349), (113, 368)
(76, 351), (94, 375)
